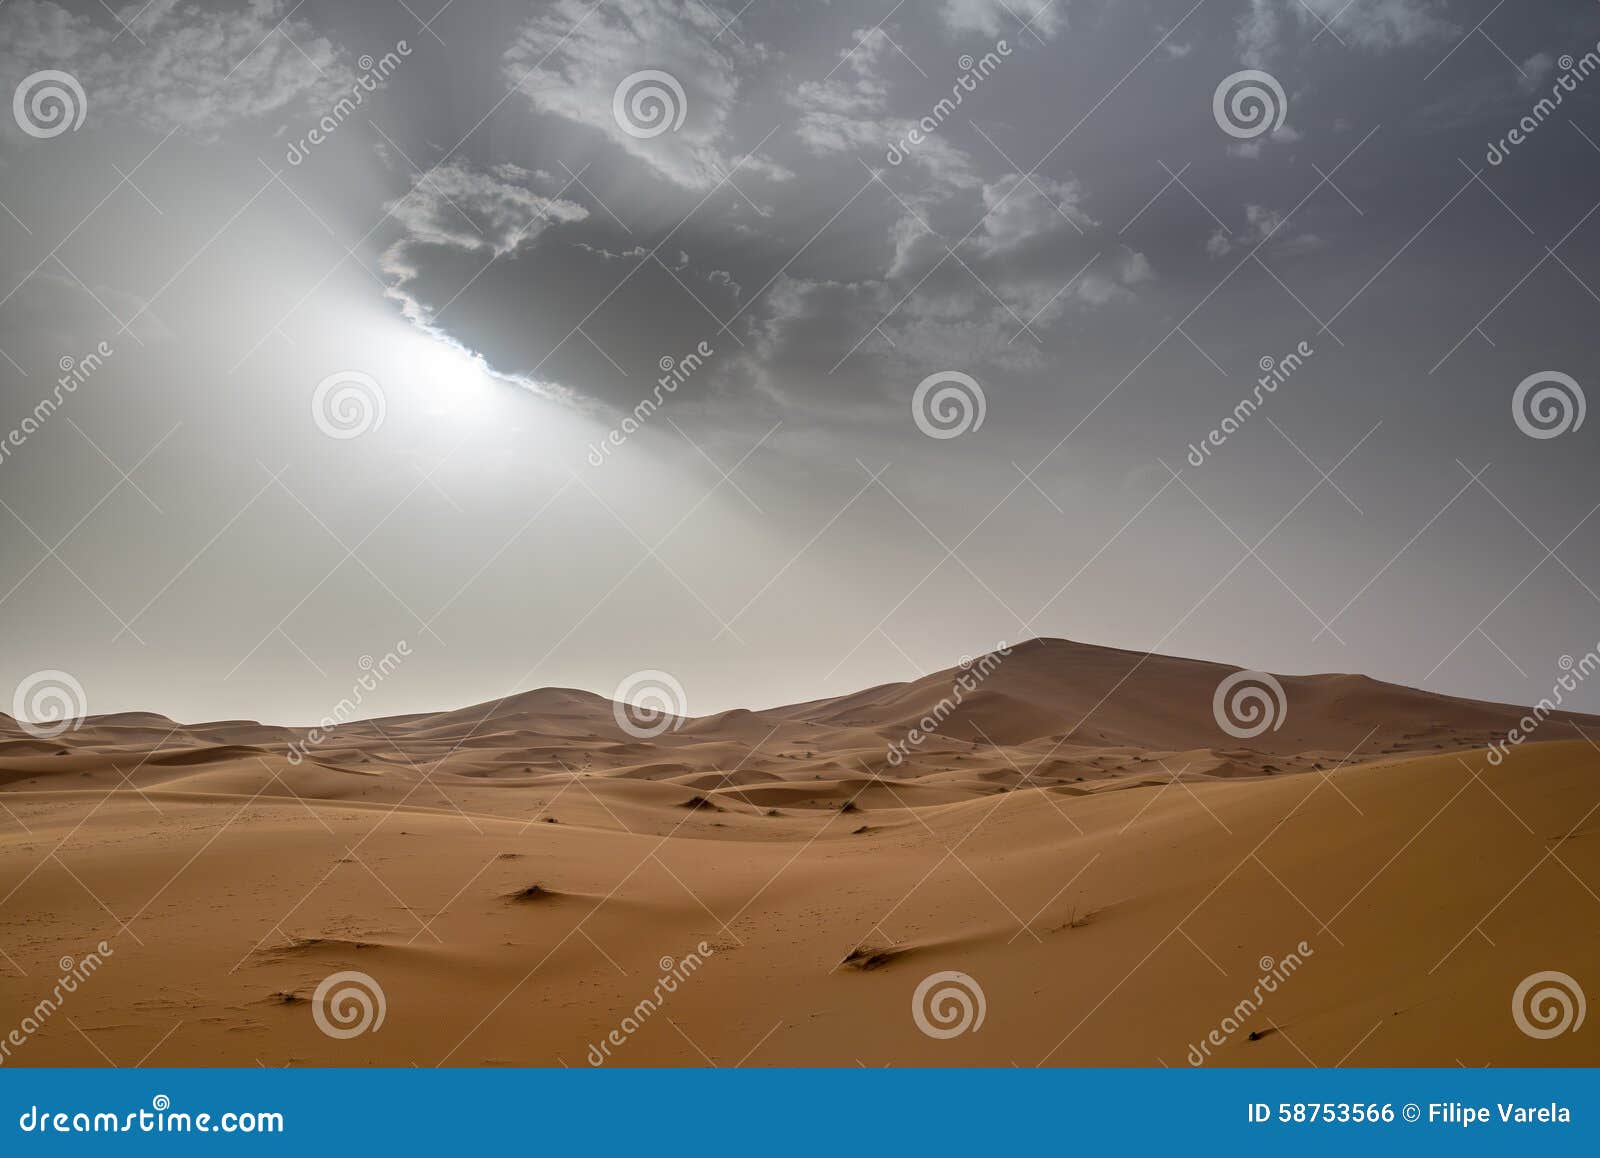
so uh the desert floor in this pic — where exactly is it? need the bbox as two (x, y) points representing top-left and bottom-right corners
(2, 639), (1596, 1066)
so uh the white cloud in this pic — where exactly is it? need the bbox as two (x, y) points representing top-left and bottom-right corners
(970, 173), (1094, 256)
(790, 26), (980, 201)
(1206, 204), (1325, 259)
(0, 0), (354, 138)
(383, 161), (588, 260)
(503, 0), (788, 191)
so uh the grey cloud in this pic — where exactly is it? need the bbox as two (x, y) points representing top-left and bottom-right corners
(1239, 0), (1455, 65)
(940, 0), (1063, 40)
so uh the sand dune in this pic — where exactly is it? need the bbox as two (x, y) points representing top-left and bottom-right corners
(1, 638), (1596, 1066)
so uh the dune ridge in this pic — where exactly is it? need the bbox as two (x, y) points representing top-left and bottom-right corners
(1, 637), (1596, 1066)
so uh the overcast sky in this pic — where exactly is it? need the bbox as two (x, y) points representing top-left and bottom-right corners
(2, 0), (1598, 726)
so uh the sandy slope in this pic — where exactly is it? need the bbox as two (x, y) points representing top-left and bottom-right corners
(1, 639), (1596, 1066)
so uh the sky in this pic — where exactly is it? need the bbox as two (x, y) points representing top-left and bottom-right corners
(1, 0), (1599, 726)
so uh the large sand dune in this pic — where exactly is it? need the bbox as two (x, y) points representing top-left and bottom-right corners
(1, 639), (1596, 1066)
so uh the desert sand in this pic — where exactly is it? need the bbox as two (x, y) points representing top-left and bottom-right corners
(1, 638), (1596, 1066)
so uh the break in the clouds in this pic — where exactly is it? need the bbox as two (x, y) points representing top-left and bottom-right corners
(379, 159), (589, 394)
